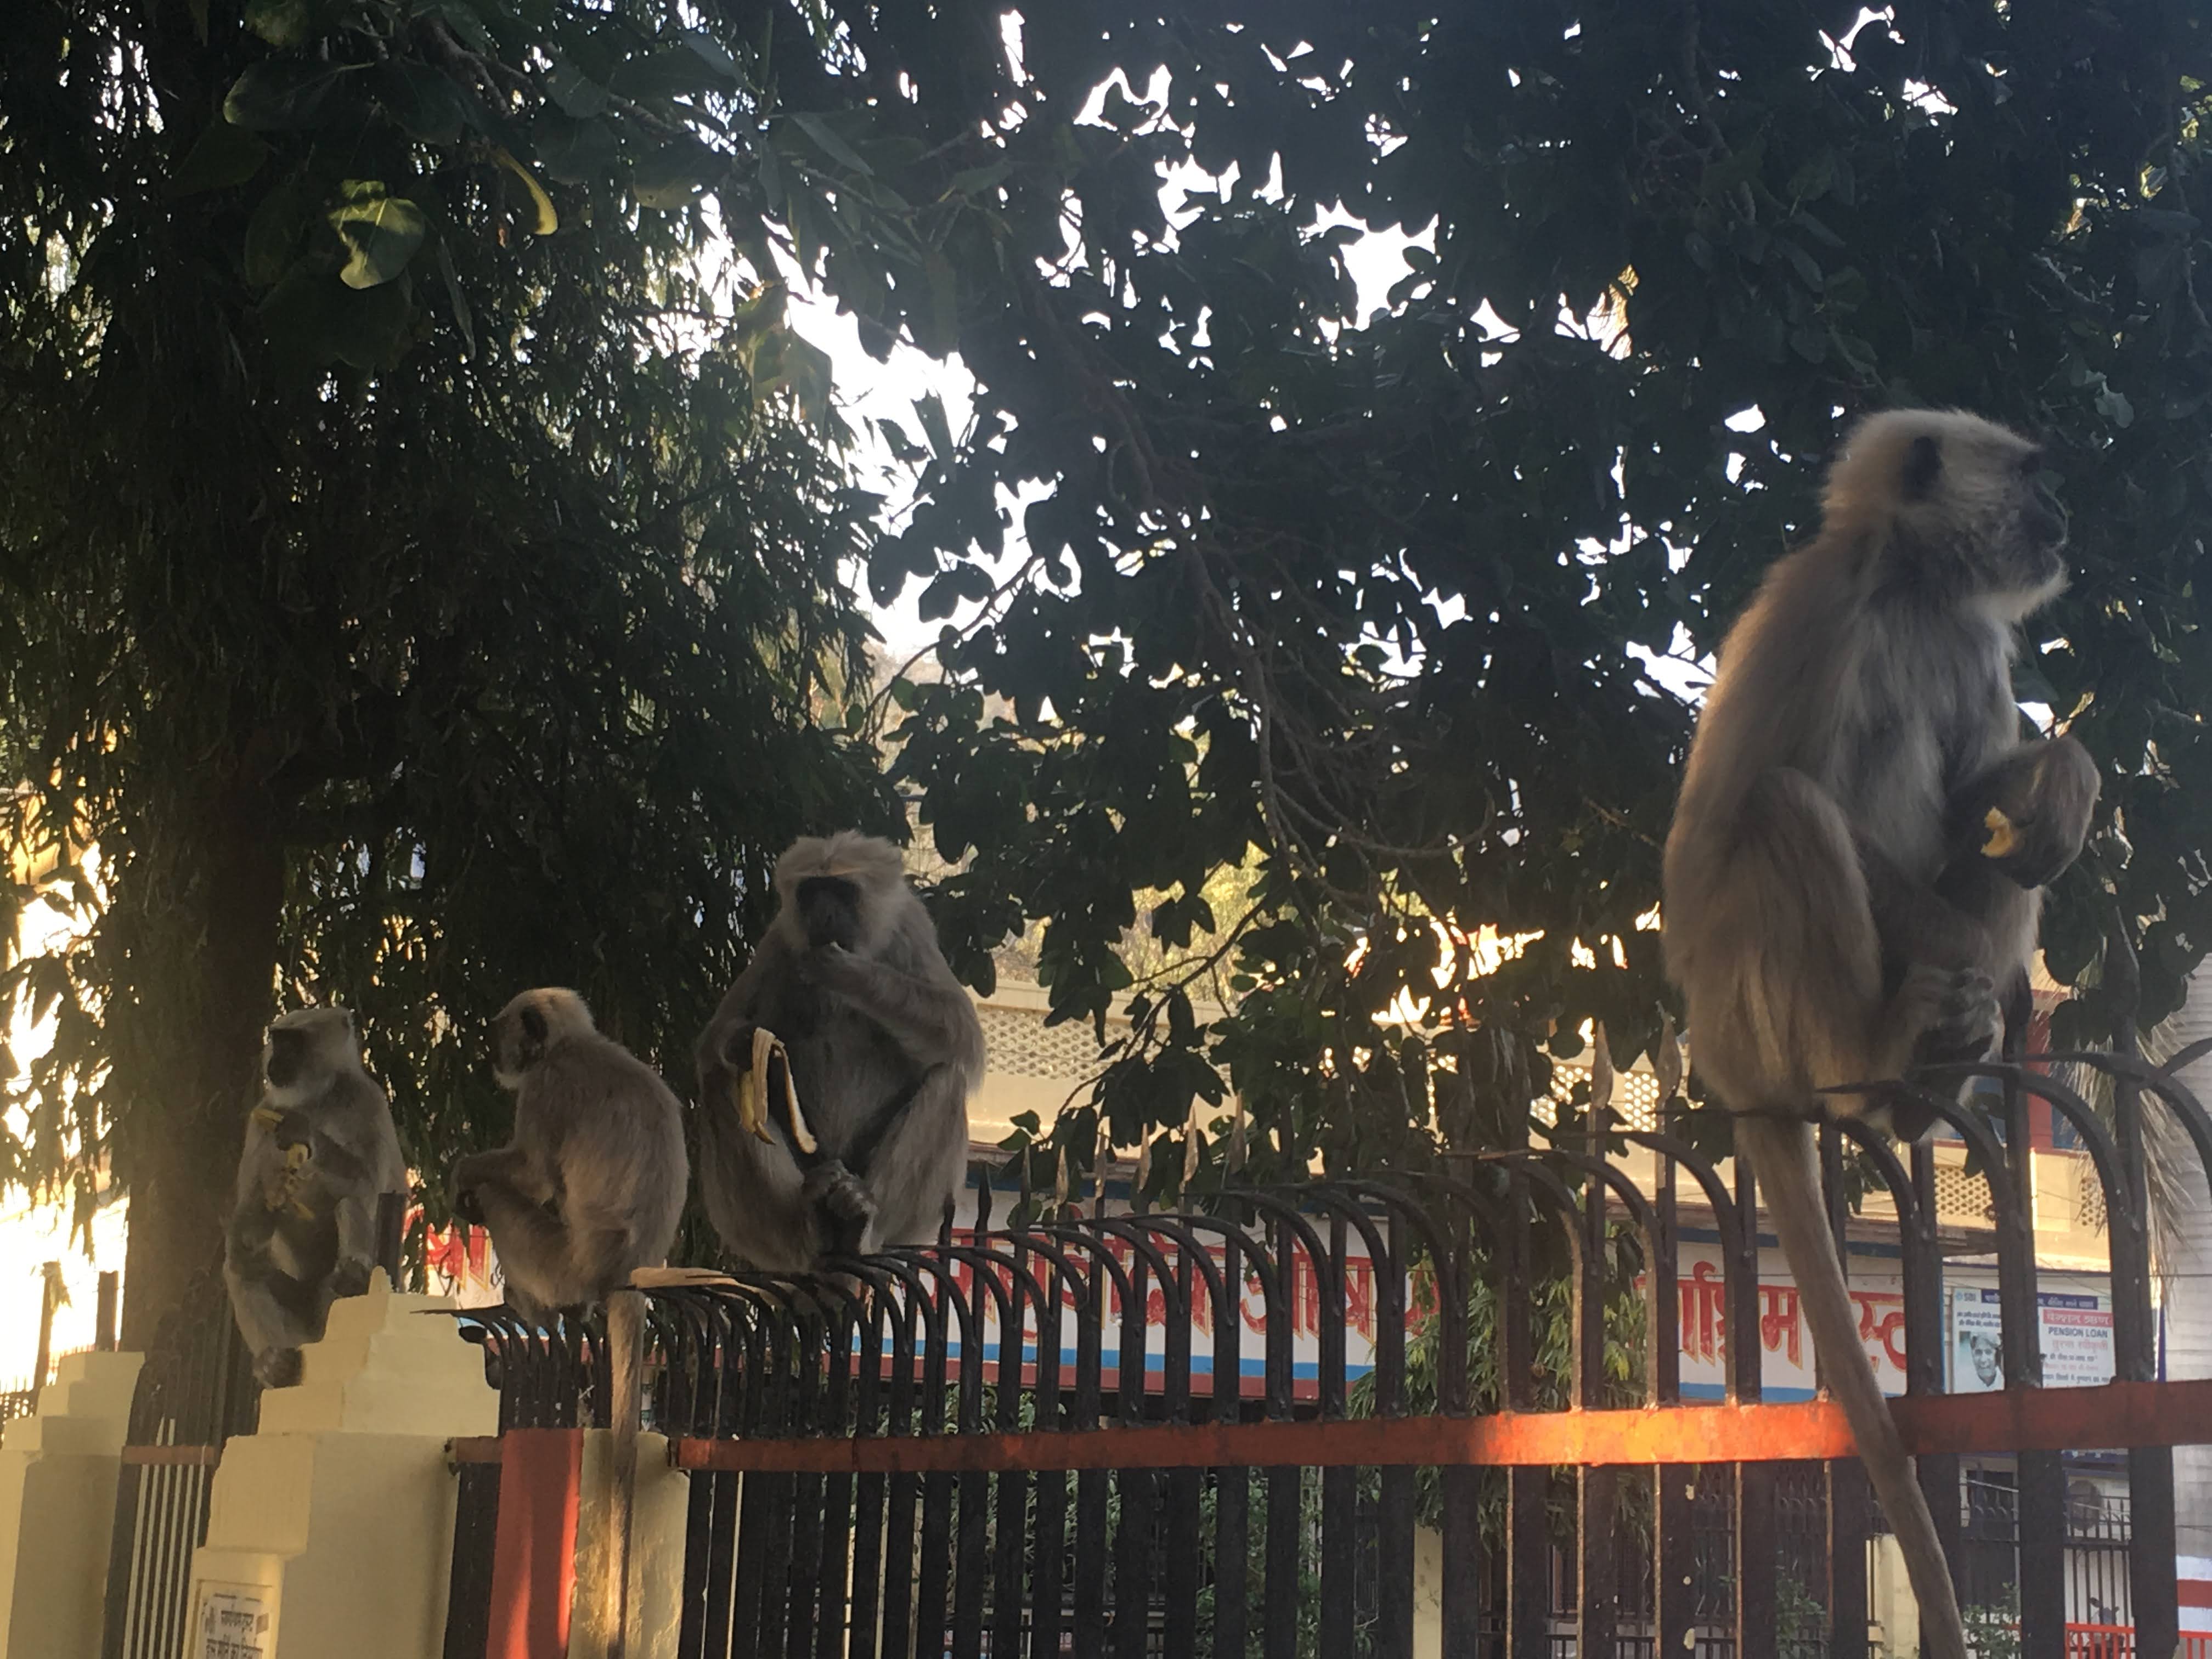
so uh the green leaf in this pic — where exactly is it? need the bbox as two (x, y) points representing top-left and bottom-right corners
(329, 183), (428, 289)
(915, 248), (959, 357)
(787, 111), (874, 177)
(223, 60), (363, 131)
(546, 55), (611, 120)
(243, 173), (313, 286)
(915, 392), (953, 460)
(435, 238), (477, 358)
(170, 119), (269, 196)
(944, 160), (1010, 200)
(375, 61), (477, 144)
(243, 0), (313, 48)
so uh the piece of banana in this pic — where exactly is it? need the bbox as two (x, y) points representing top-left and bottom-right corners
(1982, 805), (2020, 859)
(735, 1027), (819, 1154)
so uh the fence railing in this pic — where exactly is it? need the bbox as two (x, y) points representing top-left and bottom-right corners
(434, 1026), (2212, 1659)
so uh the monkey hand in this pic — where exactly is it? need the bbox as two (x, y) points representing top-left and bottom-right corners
(1966, 736), (2100, 890)
(1901, 964), (2000, 1069)
(268, 1107), (315, 1153)
(331, 1259), (373, 1299)
(798, 942), (871, 994)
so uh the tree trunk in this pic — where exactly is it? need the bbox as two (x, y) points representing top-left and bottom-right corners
(115, 779), (285, 1350)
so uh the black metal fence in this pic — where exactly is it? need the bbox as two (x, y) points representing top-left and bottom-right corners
(97, 1262), (260, 1659)
(437, 1026), (2212, 1659)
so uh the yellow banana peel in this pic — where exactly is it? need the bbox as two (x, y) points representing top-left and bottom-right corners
(1982, 806), (2019, 859)
(735, 1027), (818, 1155)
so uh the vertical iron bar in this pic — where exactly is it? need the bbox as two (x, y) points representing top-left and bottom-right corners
(1734, 1150), (1776, 1659)
(1908, 1139), (1962, 1593)
(1375, 1207), (1414, 1659)
(1437, 1175), (1483, 1659)
(1651, 1133), (1695, 1659)
(1263, 1216), (1300, 1659)
(1112, 1221), (1156, 1659)
(1319, 1212), (1354, 1659)
(1579, 1096), (1618, 1659)
(96, 1271), (119, 1353)
(2107, 927), (2180, 1659)
(1214, 1211), (1250, 1659)
(1821, 1124), (1869, 1659)
(2000, 981), (2064, 1659)
(1164, 1230), (1201, 1659)
(1503, 1170), (1548, 1659)
(375, 1192), (404, 1286)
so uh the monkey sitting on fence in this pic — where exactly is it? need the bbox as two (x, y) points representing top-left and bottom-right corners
(693, 831), (985, 1273)
(224, 1006), (408, 1389)
(1663, 409), (2098, 1659)
(451, 988), (687, 1322)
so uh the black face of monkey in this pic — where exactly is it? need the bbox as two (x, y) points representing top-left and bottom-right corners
(1900, 431), (2069, 599)
(264, 1028), (309, 1090)
(495, 1002), (550, 1077)
(797, 876), (862, 950)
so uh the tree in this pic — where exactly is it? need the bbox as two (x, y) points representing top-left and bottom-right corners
(13, 0), (2212, 1338)
(0, 2), (894, 1339)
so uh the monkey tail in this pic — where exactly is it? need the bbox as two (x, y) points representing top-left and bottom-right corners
(1734, 1115), (1967, 1659)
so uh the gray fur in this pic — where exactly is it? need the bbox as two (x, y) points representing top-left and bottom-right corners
(1663, 409), (2098, 1659)
(695, 831), (985, 1273)
(223, 1006), (407, 1389)
(452, 988), (688, 1322)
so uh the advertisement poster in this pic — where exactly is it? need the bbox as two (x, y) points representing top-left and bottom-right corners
(1947, 1286), (2113, 1392)
(193, 1585), (272, 1659)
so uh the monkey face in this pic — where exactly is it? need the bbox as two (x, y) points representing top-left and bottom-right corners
(1893, 424), (2070, 610)
(263, 1028), (310, 1091)
(492, 1000), (551, 1088)
(797, 876), (862, 950)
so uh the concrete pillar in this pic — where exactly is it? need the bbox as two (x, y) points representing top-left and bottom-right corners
(1868, 1532), (1919, 1659)
(184, 1269), (498, 1659)
(565, 1431), (690, 1659)
(0, 1346), (143, 1658)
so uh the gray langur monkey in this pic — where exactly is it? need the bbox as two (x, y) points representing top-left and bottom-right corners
(224, 1007), (407, 1389)
(450, 988), (687, 1322)
(1663, 409), (2100, 1659)
(694, 831), (985, 1272)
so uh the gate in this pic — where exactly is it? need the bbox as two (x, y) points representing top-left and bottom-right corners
(97, 1261), (260, 1659)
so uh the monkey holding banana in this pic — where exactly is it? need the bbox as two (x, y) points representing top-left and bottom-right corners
(694, 831), (985, 1273)
(1663, 409), (2098, 1659)
(224, 1006), (408, 1388)
(451, 988), (688, 1322)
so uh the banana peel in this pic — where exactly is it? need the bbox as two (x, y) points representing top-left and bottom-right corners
(1982, 805), (2019, 859)
(734, 1026), (817, 1155)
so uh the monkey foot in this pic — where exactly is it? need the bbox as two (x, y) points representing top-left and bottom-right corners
(255, 1346), (304, 1390)
(802, 1161), (877, 1256)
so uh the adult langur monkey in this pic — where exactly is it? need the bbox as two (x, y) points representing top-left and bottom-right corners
(453, 987), (688, 1658)
(695, 831), (985, 1272)
(224, 1006), (407, 1387)
(1663, 409), (2098, 1659)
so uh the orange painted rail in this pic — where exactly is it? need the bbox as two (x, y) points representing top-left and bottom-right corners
(669, 1376), (2212, 1474)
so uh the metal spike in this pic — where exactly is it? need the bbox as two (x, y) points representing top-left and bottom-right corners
(1656, 1008), (1683, 1103)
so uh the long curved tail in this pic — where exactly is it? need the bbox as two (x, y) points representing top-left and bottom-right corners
(1736, 1116), (1967, 1659)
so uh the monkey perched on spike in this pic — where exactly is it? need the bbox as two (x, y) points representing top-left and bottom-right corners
(452, 988), (687, 1322)
(1664, 409), (2098, 1659)
(695, 831), (984, 1272)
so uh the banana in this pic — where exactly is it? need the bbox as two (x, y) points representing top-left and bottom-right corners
(1982, 805), (2019, 859)
(735, 1026), (819, 1155)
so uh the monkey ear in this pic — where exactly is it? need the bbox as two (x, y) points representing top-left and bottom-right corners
(1901, 433), (1943, 500)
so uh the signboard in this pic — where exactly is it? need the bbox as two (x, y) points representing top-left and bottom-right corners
(1947, 1286), (2114, 1393)
(194, 1584), (273, 1659)
(1661, 1243), (1909, 1402)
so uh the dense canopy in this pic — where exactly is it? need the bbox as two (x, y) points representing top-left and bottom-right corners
(4, 0), (2211, 1326)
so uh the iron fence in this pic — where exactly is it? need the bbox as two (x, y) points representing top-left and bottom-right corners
(432, 968), (2212, 1659)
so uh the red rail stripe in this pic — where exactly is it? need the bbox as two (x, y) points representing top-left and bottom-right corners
(668, 1377), (2212, 1474)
